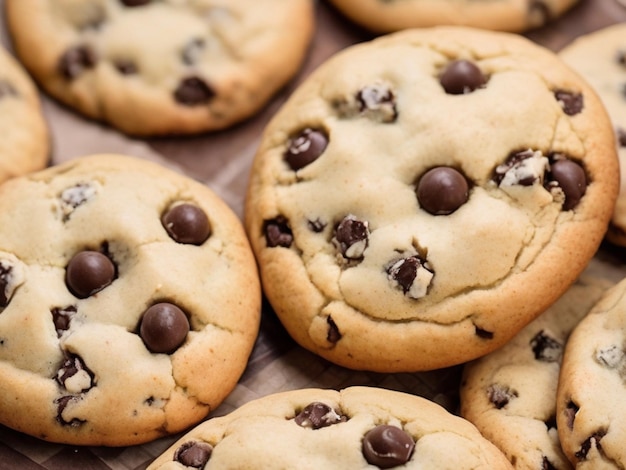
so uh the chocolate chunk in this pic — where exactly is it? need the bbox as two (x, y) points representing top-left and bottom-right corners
(487, 384), (518, 409)
(174, 76), (215, 106)
(335, 215), (369, 260)
(326, 316), (341, 343)
(51, 306), (77, 337)
(56, 354), (94, 393)
(439, 60), (487, 95)
(174, 441), (213, 468)
(387, 255), (434, 299)
(182, 38), (205, 65)
(162, 203), (211, 245)
(139, 303), (190, 354)
(0, 80), (17, 99)
(357, 82), (397, 123)
(264, 217), (293, 248)
(417, 167), (469, 215)
(294, 402), (346, 429)
(284, 128), (328, 171)
(120, 0), (151, 6)
(530, 330), (562, 362)
(65, 251), (116, 299)
(55, 395), (85, 427)
(362, 425), (415, 469)
(113, 59), (138, 75)
(475, 326), (494, 339)
(494, 149), (548, 187)
(554, 90), (584, 116)
(546, 158), (587, 210)
(0, 262), (13, 307)
(59, 45), (97, 80)
(565, 400), (578, 430)
(575, 431), (605, 461)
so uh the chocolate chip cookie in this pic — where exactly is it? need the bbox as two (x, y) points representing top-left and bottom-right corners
(244, 26), (619, 372)
(0, 154), (261, 446)
(460, 269), (612, 469)
(326, 0), (578, 33)
(5, 0), (314, 136)
(147, 386), (513, 469)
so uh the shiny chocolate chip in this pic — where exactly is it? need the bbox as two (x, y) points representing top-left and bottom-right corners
(547, 158), (587, 210)
(362, 425), (415, 469)
(417, 167), (469, 215)
(530, 330), (562, 362)
(120, 0), (151, 6)
(51, 306), (77, 337)
(335, 215), (369, 260)
(439, 60), (487, 95)
(59, 45), (97, 80)
(162, 203), (211, 245)
(264, 217), (293, 248)
(326, 316), (342, 343)
(65, 251), (116, 298)
(56, 354), (94, 393)
(357, 83), (397, 123)
(113, 59), (138, 75)
(174, 441), (213, 468)
(295, 402), (346, 429)
(139, 303), (190, 354)
(554, 90), (583, 115)
(0, 80), (17, 99)
(174, 76), (215, 106)
(487, 384), (518, 409)
(284, 128), (329, 171)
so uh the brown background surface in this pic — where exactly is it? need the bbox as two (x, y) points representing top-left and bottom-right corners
(0, 1), (626, 469)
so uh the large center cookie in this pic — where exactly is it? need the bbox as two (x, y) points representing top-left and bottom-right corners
(0, 154), (261, 446)
(5, 0), (314, 136)
(244, 27), (619, 372)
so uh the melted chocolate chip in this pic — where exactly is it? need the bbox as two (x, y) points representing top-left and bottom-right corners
(59, 45), (97, 80)
(357, 83), (397, 123)
(162, 203), (211, 245)
(326, 316), (341, 343)
(547, 158), (587, 210)
(554, 90), (584, 115)
(487, 384), (518, 409)
(65, 251), (116, 299)
(575, 431), (605, 461)
(113, 59), (138, 75)
(120, 0), (151, 6)
(565, 400), (579, 430)
(56, 354), (94, 393)
(174, 441), (213, 468)
(417, 167), (469, 215)
(51, 306), (77, 337)
(284, 128), (329, 171)
(335, 215), (369, 260)
(55, 395), (85, 427)
(294, 402), (346, 429)
(362, 425), (415, 469)
(0, 262), (13, 307)
(0, 80), (17, 99)
(174, 77), (215, 106)
(182, 38), (205, 65)
(139, 303), (190, 354)
(530, 330), (562, 362)
(439, 60), (487, 95)
(264, 217), (293, 248)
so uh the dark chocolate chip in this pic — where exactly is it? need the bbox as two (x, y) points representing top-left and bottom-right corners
(542, 456), (557, 470)
(284, 128), (329, 171)
(174, 441), (213, 468)
(417, 167), (469, 215)
(357, 83), (397, 123)
(387, 256), (433, 299)
(335, 215), (369, 260)
(494, 149), (547, 187)
(182, 38), (205, 65)
(307, 218), (326, 233)
(554, 90), (584, 116)
(0, 80), (17, 99)
(264, 217), (293, 248)
(439, 60), (487, 95)
(59, 45), (97, 80)
(294, 402), (346, 429)
(56, 354), (94, 393)
(565, 400), (578, 430)
(487, 384), (518, 409)
(120, 0), (151, 6)
(0, 262), (13, 307)
(575, 431), (605, 461)
(362, 425), (415, 469)
(326, 316), (341, 343)
(65, 251), (116, 299)
(139, 303), (190, 354)
(475, 326), (494, 339)
(51, 306), (77, 337)
(547, 158), (587, 210)
(113, 59), (138, 75)
(174, 76), (215, 106)
(162, 203), (211, 245)
(55, 395), (85, 427)
(530, 330), (562, 362)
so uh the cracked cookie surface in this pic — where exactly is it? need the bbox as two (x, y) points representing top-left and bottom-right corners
(147, 386), (513, 469)
(0, 154), (261, 446)
(4, 0), (314, 136)
(244, 27), (619, 372)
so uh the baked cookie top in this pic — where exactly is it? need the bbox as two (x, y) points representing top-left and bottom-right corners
(0, 44), (49, 181)
(0, 154), (261, 446)
(4, 0), (314, 136)
(325, 0), (579, 33)
(559, 23), (626, 247)
(244, 26), (619, 372)
(460, 270), (612, 469)
(147, 386), (513, 469)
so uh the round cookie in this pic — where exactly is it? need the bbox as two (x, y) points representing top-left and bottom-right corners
(325, 0), (579, 34)
(556, 277), (626, 469)
(147, 386), (513, 469)
(4, 0), (314, 136)
(0, 154), (261, 446)
(244, 26), (619, 373)
(0, 44), (49, 181)
(460, 270), (612, 469)
(559, 24), (626, 247)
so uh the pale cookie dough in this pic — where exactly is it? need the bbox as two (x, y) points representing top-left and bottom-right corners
(0, 44), (49, 181)
(0, 154), (261, 446)
(559, 24), (626, 246)
(326, 0), (579, 33)
(244, 26), (619, 372)
(147, 386), (513, 469)
(5, 0), (314, 136)
(460, 269), (613, 470)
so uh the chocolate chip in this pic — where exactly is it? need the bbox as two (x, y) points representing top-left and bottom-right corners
(387, 255), (434, 299)
(284, 128), (328, 171)
(565, 400), (578, 430)
(439, 60), (487, 95)
(554, 90), (584, 116)
(59, 45), (97, 80)
(65, 251), (116, 299)
(575, 431), (605, 461)
(182, 38), (205, 65)
(162, 203), (211, 245)
(326, 316), (341, 343)
(51, 306), (77, 337)
(494, 149), (548, 187)
(120, 0), (151, 6)
(546, 158), (587, 210)
(362, 425), (415, 469)
(0, 80), (17, 99)
(60, 182), (97, 221)
(417, 167), (469, 215)
(307, 218), (326, 233)
(334, 215), (369, 260)
(264, 217), (293, 248)
(0, 262), (13, 307)
(174, 77), (215, 106)
(55, 395), (85, 427)
(487, 384), (518, 409)
(357, 83), (397, 123)
(113, 59), (138, 75)
(139, 303), (190, 354)
(530, 330), (562, 362)
(617, 127), (626, 147)
(174, 441), (213, 468)
(294, 402), (346, 429)
(542, 456), (557, 470)
(475, 326), (494, 339)
(56, 354), (94, 393)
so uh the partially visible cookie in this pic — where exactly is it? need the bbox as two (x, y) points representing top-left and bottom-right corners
(244, 26), (619, 372)
(5, 0), (314, 136)
(0, 154), (261, 446)
(559, 24), (626, 246)
(0, 44), (49, 181)
(325, 0), (579, 33)
(460, 270), (612, 469)
(147, 386), (513, 469)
